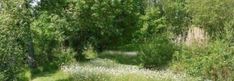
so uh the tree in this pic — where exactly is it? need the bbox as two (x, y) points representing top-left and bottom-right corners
(186, 0), (234, 39)
(73, 0), (142, 51)
(37, 0), (144, 60)
(0, 0), (29, 80)
(162, 0), (190, 35)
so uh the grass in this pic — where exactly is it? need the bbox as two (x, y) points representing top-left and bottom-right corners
(62, 59), (201, 81)
(32, 58), (200, 81)
(32, 51), (201, 81)
(32, 71), (72, 81)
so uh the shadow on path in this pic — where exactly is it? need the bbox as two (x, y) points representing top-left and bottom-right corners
(98, 50), (139, 65)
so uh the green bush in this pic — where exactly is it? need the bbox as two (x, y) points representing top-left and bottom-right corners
(138, 35), (176, 68)
(52, 48), (76, 66)
(172, 41), (234, 81)
(136, 6), (177, 68)
(82, 45), (98, 60)
(16, 70), (31, 81)
(0, 72), (4, 81)
(31, 11), (78, 72)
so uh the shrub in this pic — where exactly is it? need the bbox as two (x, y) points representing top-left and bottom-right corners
(82, 45), (98, 60)
(0, 73), (4, 81)
(31, 11), (82, 73)
(136, 5), (177, 68)
(138, 35), (176, 68)
(52, 48), (76, 66)
(16, 70), (31, 81)
(32, 47), (76, 74)
(172, 40), (234, 81)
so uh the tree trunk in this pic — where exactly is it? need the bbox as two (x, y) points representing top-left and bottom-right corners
(25, 0), (37, 68)
(27, 33), (36, 68)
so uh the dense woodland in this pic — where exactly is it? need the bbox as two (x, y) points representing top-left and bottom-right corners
(0, 0), (234, 81)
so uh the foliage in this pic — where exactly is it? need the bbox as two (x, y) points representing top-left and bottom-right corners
(138, 7), (167, 37)
(162, 0), (190, 35)
(0, 14), (25, 81)
(31, 11), (69, 67)
(186, 0), (234, 38)
(0, 0), (29, 80)
(136, 6), (176, 68)
(38, 0), (144, 61)
(224, 18), (234, 44)
(82, 45), (98, 60)
(1, 0), (234, 80)
(172, 41), (234, 80)
(68, 0), (142, 51)
(138, 34), (176, 68)
(52, 48), (76, 66)
(16, 70), (31, 81)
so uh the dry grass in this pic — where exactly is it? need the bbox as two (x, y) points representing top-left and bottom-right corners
(185, 26), (208, 46)
(174, 26), (208, 46)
